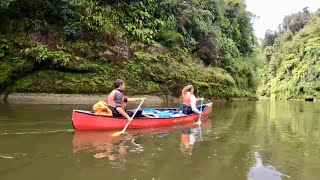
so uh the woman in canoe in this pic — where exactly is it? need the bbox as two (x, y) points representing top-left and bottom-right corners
(181, 85), (202, 115)
(108, 79), (145, 121)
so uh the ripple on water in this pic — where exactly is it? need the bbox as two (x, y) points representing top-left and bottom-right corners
(0, 129), (74, 135)
(0, 153), (27, 159)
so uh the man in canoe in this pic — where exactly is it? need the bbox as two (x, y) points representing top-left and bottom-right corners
(181, 85), (202, 115)
(108, 79), (145, 121)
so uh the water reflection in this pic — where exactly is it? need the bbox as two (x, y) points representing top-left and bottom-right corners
(179, 127), (198, 156)
(180, 118), (212, 156)
(72, 130), (131, 169)
(72, 119), (212, 168)
(179, 118), (212, 156)
(248, 151), (289, 180)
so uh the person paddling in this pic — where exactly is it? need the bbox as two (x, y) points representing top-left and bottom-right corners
(108, 79), (145, 121)
(181, 85), (202, 115)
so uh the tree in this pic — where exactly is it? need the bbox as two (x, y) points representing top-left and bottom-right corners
(262, 29), (277, 47)
(282, 7), (311, 34)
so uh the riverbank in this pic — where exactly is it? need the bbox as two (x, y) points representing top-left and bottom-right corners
(0, 93), (260, 104)
(258, 96), (319, 101)
(0, 93), (167, 104)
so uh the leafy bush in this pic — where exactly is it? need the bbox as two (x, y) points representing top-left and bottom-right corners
(158, 29), (183, 48)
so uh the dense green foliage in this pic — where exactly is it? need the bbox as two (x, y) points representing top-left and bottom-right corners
(258, 10), (320, 100)
(282, 7), (312, 34)
(0, 0), (257, 100)
(262, 7), (312, 48)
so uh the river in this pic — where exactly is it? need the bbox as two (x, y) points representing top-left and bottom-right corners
(0, 100), (319, 180)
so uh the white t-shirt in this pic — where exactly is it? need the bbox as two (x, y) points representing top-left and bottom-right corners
(187, 92), (200, 113)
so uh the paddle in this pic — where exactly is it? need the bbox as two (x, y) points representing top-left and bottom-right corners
(196, 98), (204, 125)
(196, 98), (204, 141)
(112, 100), (145, 137)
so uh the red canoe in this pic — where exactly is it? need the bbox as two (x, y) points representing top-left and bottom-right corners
(72, 102), (213, 130)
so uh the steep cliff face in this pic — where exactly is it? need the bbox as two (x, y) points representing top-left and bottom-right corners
(0, 0), (258, 100)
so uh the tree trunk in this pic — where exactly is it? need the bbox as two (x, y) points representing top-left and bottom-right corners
(3, 92), (9, 101)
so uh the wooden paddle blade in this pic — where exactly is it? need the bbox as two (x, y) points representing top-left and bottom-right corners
(111, 131), (123, 137)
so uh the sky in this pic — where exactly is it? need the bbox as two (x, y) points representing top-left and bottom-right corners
(245, 0), (320, 40)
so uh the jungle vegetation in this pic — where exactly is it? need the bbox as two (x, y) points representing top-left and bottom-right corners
(258, 8), (320, 100)
(0, 0), (259, 100)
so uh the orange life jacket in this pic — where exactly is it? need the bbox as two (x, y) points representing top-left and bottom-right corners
(183, 92), (191, 106)
(93, 101), (112, 116)
(107, 89), (125, 110)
